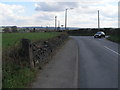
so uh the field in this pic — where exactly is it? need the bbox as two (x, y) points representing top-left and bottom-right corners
(2, 32), (60, 49)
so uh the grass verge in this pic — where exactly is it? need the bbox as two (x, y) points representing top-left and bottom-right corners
(107, 35), (120, 43)
(3, 64), (38, 88)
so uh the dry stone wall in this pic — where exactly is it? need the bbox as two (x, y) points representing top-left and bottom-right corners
(31, 34), (68, 68)
(3, 33), (68, 69)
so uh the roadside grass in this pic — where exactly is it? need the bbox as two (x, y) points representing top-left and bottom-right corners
(2, 32), (60, 49)
(2, 32), (62, 88)
(3, 64), (38, 88)
(107, 35), (120, 43)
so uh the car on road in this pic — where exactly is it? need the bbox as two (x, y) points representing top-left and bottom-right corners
(94, 31), (105, 38)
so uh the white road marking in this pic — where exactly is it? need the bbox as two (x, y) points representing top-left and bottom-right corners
(104, 46), (120, 56)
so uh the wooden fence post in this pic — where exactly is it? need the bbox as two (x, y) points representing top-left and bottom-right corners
(29, 44), (34, 68)
(21, 39), (34, 68)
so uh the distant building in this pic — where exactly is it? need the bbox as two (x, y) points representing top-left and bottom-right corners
(0, 27), (4, 33)
(2, 26), (18, 33)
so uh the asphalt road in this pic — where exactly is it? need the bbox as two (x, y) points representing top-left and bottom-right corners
(72, 36), (118, 88)
(32, 36), (118, 88)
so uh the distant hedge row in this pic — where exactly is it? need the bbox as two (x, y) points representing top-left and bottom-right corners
(67, 28), (119, 36)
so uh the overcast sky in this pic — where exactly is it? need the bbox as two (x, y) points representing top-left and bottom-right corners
(0, 0), (119, 28)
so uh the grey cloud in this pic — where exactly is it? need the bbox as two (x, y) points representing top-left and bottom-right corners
(35, 2), (79, 12)
(35, 15), (53, 22)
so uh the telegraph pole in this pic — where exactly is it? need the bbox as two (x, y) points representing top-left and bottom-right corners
(65, 8), (73, 30)
(58, 20), (60, 30)
(55, 16), (57, 30)
(65, 9), (67, 30)
(58, 21), (60, 27)
(98, 10), (100, 29)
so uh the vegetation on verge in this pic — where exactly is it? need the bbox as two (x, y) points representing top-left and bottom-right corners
(3, 32), (65, 88)
(3, 65), (38, 88)
(107, 30), (120, 43)
(107, 35), (120, 43)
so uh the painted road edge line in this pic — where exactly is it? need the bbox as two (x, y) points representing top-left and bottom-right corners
(104, 46), (120, 56)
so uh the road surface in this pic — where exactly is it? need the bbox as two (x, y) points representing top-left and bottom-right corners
(72, 36), (118, 88)
(32, 39), (78, 88)
(32, 36), (118, 88)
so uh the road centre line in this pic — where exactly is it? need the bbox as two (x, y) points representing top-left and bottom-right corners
(104, 46), (120, 56)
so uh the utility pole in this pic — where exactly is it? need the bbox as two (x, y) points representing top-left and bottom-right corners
(65, 9), (67, 30)
(118, 2), (120, 28)
(58, 20), (60, 30)
(98, 10), (100, 29)
(55, 16), (57, 30)
(61, 25), (64, 31)
(65, 8), (73, 30)
(58, 21), (60, 27)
